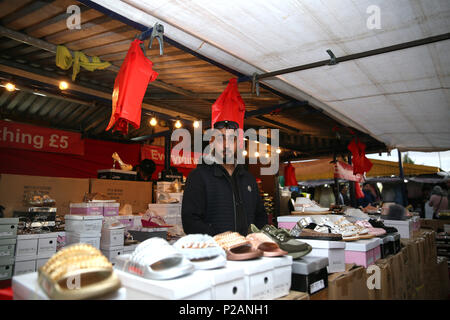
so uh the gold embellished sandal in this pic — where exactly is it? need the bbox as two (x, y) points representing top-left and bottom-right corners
(38, 244), (121, 300)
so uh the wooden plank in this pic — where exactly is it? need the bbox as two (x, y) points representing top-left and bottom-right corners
(154, 65), (223, 75)
(0, 0), (32, 20)
(5, 0), (74, 30)
(64, 26), (135, 51)
(26, 7), (99, 38)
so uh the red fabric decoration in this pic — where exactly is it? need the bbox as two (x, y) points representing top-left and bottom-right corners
(355, 183), (365, 199)
(347, 138), (373, 175)
(284, 163), (298, 187)
(211, 78), (246, 148)
(106, 39), (159, 135)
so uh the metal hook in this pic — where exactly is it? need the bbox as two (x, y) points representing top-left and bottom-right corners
(149, 22), (164, 56)
(327, 49), (337, 65)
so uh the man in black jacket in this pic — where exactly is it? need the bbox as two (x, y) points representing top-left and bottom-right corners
(181, 122), (267, 236)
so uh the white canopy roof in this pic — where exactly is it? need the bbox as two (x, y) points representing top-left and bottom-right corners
(93, 0), (450, 152)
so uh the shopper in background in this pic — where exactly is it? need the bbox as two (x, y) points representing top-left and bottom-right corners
(133, 159), (156, 182)
(338, 185), (350, 206)
(288, 191), (300, 212)
(428, 185), (448, 219)
(358, 183), (376, 208)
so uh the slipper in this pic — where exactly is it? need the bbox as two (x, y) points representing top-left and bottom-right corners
(38, 244), (121, 300)
(295, 228), (343, 241)
(246, 232), (288, 257)
(252, 225), (312, 259)
(173, 234), (227, 269)
(213, 231), (263, 261)
(124, 238), (194, 280)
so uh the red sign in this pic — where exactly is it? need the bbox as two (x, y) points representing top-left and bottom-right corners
(0, 120), (84, 155)
(141, 145), (202, 169)
(334, 161), (365, 182)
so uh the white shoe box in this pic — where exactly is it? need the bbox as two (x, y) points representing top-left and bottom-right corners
(123, 243), (138, 255)
(382, 219), (413, 239)
(114, 268), (213, 300)
(194, 266), (246, 300)
(0, 238), (16, 259)
(16, 234), (39, 257)
(117, 215), (142, 231)
(0, 218), (19, 239)
(0, 257), (15, 280)
(14, 255), (36, 276)
(65, 215), (103, 235)
(262, 255), (293, 299)
(299, 239), (346, 273)
(101, 246), (124, 265)
(101, 228), (124, 248)
(12, 272), (128, 300)
(65, 232), (101, 249)
(37, 233), (57, 256)
(226, 258), (274, 300)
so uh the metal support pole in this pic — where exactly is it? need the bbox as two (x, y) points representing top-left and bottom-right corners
(333, 153), (340, 205)
(397, 150), (408, 207)
(348, 155), (357, 208)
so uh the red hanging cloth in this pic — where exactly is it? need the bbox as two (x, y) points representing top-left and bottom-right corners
(211, 78), (246, 148)
(355, 182), (365, 199)
(106, 39), (159, 135)
(284, 162), (298, 187)
(347, 137), (373, 175)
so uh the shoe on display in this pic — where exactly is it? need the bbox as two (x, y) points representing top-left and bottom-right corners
(38, 244), (121, 300)
(120, 238), (195, 280)
(246, 232), (288, 257)
(173, 234), (226, 269)
(213, 231), (263, 261)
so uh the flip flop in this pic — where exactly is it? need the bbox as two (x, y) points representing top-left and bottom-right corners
(246, 232), (288, 257)
(173, 234), (227, 269)
(38, 244), (121, 300)
(123, 238), (195, 280)
(213, 231), (263, 261)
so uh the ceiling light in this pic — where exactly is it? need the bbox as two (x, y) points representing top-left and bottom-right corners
(59, 81), (69, 90)
(149, 117), (157, 126)
(254, 151), (260, 157)
(193, 121), (199, 128)
(276, 147), (281, 154)
(265, 153), (270, 158)
(242, 150), (248, 156)
(174, 119), (182, 129)
(5, 82), (15, 91)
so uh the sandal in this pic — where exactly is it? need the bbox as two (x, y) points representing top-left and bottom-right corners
(173, 234), (226, 269)
(355, 220), (386, 236)
(38, 244), (121, 300)
(252, 225), (312, 259)
(213, 231), (263, 261)
(246, 232), (287, 257)
(121, 238), (195, 280)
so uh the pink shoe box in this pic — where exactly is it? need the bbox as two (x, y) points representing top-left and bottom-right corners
(69, 203), (103, 216)
(344, 238), (380, 268)
(102, 203), (120, 217)
(276, 216), (303, 230)
(372, 238), (382, 262)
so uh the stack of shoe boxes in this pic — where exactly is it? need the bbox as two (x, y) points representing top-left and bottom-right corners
(100, 221), (124, 266)
(14, 232), (58, 276)
(0, 218), (19, 281)
(64, 215), (103, 249)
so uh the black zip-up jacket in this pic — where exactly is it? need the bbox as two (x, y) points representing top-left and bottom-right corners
(181, 163), (267, 236)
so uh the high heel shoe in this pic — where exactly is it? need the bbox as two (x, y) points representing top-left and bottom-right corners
(112, 152), (133, 171)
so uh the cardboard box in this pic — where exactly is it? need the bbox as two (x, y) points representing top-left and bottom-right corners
(300, 239), (346, 273)
(276, 290), (310, 300)
(0, 174), (89, 217)
(328, 264), (368, 300)
(90, 179), (152, 214)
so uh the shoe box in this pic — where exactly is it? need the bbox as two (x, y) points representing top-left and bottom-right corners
(147, 203), (182, 227)
(97, 169), (137, 181)
(0, 218), (19, 239)
(299, 239), (346, 273)
(65, 215), (103, 235)
(155, 192), (183, 204)
(378, 234), (391, 258)
(387, 233), (401, 254)
(0, 258), (14, 280)
(101, 224), (124, 248)
(226, 258), (274, 300)
(117, 215), (142, 231)
(123, 243), (138, 255)
(291, 255), (328, 295)
(101, 246), (124, 266)
(128, 229), (168, 243)
(382, 219), (413, 239)
(12, 272), (128, 300)
(70, 202), (120, 217)
(102, 203), (120, 217)
(344, 238), (381, 268)
(276, 216), (302, 230)
(194, 266), (247, 300)
(262, 255), (293, 299)
(65, 232), (101, 249)
(14, 252), (53, 276)
(114, 268), (214, 300)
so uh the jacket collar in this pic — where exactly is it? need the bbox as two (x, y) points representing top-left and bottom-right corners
(213, 163), (245, 177)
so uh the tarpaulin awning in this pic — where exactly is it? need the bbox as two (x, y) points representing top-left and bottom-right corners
(91, 0), (450, 152)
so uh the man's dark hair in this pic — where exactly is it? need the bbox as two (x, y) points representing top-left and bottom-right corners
(386, 204), (406, 220)
(140, 159), (156, 176)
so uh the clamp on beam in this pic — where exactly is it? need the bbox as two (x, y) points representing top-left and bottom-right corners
(251, 72), (260, 96)
(327, 49), (337, 65)
(149, 22), (164, 56)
